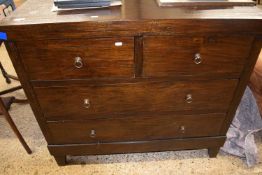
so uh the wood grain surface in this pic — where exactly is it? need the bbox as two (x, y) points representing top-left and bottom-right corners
(34, 80), (237, 121)
(47, 113), (225, 144)
(48, 136), (226, 157)
(143, 35), (253, 78)
(1, 0), (262, 165)
(17, 37), (134, 80)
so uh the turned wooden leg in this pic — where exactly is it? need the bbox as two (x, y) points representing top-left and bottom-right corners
(54, 155), (66, 166)
(0, 61), (11, 84)
(0, 98), (32, 154)
(208, 147), (220, 158)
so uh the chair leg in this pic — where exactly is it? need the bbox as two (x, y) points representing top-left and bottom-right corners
(0, 97), (28, 115)
(0, 98), (32, 154)
(10, 0), (16, 10)
(0, 85), (23, 96)
(0, 62), (12, 84)
(13, 98), (28, 104)
(0, 97), (15, 114)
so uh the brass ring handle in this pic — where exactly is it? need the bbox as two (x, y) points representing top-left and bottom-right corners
(194, 53), (202, 65)
(83, 99), (90, 109)
(90, 129), (96, 138)
(180, 126), (186, 133)
(185, 94), (193, 104)
(74, 57), (83, 69)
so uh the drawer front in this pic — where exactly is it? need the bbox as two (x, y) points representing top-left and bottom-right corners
(34, 79), (238, 120)
(17, 37), (134, 80)
(143, 35), (253, 78)
(47, 114), (225, 144)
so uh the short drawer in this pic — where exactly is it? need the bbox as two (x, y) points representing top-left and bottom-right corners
(47, 113), (225, 144)
(143, 35), (253, 78)
(17, 37), (134, 80)
(34, 79), (238, 120)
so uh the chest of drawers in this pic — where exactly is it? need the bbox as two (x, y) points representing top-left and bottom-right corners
(1, 0), (262, 165)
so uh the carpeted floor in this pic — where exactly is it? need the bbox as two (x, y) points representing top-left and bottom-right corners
(1, 43), (262, 174)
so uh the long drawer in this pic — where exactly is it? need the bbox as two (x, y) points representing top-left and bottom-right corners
(143, 35), (253, 78)
(47, 113), (225, 144)
(17, 37), (134, 80)
(34, 79), (238, 120)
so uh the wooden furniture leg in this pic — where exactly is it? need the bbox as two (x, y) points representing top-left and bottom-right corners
(0, 43), (19, 83)
(0, 52), (30, 154)
(0, 97), (28, 115)
(0, 97), (15, 114)
(0, 98), (32, 154)
(0, 62), (19, 83)
(54, 155), (67, 166)
(208, 147), (220, 158)
(0, 61), (12, 84)
(0, 85), (22, 95)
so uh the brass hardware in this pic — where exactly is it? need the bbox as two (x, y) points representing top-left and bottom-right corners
(90, 129), (96, 138)
(194, 53), (202, 64)
(83, 99), (90, 109)
(180, 126), (186, 133)
(185, 94), (193, 104)
(74, 57), (83, 69)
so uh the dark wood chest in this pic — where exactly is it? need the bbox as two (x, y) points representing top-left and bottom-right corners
(1, 0), (262, 165)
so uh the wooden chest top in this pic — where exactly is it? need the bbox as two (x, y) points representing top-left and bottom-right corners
(1, 0), (262, 41)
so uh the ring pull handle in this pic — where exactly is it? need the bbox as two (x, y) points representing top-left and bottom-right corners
(74, 57), (83, 69)
(185, 94), (193, 104)
(194, 53), (202, 65)
(180, 126), (186, 134)
(83, 99), (90, 109)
